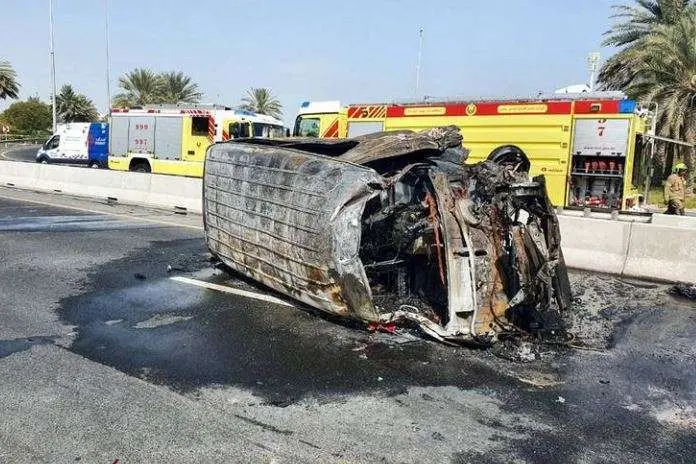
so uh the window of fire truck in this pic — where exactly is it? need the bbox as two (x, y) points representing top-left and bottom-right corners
(252, 123), (286, 138)
(191, 116), (209, 136)
(295, 117), (320, 137)
(229, 122), (250, 138)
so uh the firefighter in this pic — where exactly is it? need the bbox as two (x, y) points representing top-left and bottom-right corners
(664, 162), (688, 215)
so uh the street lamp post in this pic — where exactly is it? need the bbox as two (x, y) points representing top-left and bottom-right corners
(105, 0), (111, 116)
(49, 0), (57, 132)
(587, 52), (600, 92)
(415, 28), (423, 99)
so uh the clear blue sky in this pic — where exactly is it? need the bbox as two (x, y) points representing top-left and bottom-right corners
(0, 0), (621, 125)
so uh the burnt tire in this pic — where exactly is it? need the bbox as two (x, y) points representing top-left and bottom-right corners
(488, 145), (530, 173)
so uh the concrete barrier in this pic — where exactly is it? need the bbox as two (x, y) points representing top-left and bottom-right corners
(623, 222), (696, 283)
(1, 159), (694, 283)
(651, 213), (696, 228)
(559, 214), (696, 283)
(0, 160), (202, 213)
(149, 174), (201, 212)
(557, 215), (632, 275)
(0, 161), (41, 189)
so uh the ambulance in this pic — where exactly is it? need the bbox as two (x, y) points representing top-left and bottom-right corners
(36, 122), (109, 167)
(108, 104), (287, 177)
(293, 93), (650, 210)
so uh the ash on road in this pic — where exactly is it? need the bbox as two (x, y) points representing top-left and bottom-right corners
(0, 187), (694, 464)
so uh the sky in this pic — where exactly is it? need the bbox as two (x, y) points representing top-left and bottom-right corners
(0, 0), (622, 126)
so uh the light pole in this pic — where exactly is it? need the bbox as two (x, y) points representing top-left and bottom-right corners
(104, 0), (111, 116)
(587, 52), (600, 92)
(415, 28), (423, 99)
(49, 0), (57, 132)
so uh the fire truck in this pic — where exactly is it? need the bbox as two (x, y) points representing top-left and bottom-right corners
(294, 93), (649, 210)
(108, 104), (287, 177)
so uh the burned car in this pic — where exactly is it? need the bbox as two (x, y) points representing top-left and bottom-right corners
(202, 127), (571, 344)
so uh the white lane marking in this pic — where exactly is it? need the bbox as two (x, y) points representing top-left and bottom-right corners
(170, 276), (295, 308)
(0, 190), (203, 231)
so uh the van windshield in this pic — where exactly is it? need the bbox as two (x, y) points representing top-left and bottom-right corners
(44, 135), (60, 149)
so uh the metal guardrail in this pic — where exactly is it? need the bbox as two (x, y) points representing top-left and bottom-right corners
(0, 135), (46, 145)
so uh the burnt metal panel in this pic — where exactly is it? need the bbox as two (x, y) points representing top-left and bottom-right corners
(204, 142), (386, 320)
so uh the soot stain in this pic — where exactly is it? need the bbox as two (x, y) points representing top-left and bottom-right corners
(56, 238), (518, 404)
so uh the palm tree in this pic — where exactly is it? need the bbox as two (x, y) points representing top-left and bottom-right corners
(112, 68), (161, 107)
(598, 0), (692, 89)
(239, 88), (283, 119)
(622, 13), (696, 176)
(158, 71), (202, 104)
(0, 60), (20, 100)
(56, 84), (99, 122)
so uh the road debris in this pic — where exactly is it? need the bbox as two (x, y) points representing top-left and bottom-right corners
(671, 283), (696, 300)
(203, 127), (571, 345)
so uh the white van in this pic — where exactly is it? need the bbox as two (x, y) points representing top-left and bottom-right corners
(36, 122), (109, 167)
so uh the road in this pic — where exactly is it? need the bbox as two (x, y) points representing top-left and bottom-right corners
(0, 144), (40, 162)
(0, 186), (694, 463)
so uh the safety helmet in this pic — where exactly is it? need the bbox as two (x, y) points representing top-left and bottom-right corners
(674, 162), (688, 172)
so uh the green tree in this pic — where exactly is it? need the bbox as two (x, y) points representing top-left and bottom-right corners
(0, 97), (52, 135)
(598, 0), (696, 187)
(0, 59), (20, 100)
(624, 13), (696, 178)
(158, 71), (202, 104)
(112, 68), (203, 107)
(598, 0), (692, 89)
(239, 87), (283, 119)
(56, 84), (99, 122)
(112, 68), (161, 107)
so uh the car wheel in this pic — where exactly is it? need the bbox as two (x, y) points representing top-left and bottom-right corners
(89, 161), (100, 169)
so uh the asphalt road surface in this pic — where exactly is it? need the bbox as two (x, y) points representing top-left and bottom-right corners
(0, 186), (694, 463)
(0, 144), (40, 162)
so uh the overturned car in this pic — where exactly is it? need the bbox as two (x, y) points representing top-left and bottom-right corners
(202, 127), (571, 344)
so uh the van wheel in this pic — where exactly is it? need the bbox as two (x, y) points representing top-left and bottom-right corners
(37, 157), (49, 164)
(89, 161), (100, 169)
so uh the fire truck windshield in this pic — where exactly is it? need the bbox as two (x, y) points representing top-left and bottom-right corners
(252, 123), (286, 138)
(294, 117), (320, 137)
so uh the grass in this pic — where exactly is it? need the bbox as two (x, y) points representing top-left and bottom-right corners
(646, 187), (696, 209)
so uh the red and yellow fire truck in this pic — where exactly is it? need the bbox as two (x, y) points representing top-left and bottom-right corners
(294, 94), (649, 210)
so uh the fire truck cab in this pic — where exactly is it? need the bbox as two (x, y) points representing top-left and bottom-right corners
(293, 93), (648, 210)
(109, 104), (286, 177)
